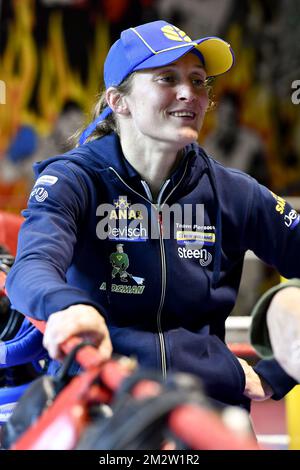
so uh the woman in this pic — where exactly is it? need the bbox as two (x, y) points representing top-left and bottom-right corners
(6, 20), (299, 407)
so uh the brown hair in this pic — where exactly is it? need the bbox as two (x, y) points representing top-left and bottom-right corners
(71, 73), (215, 146)
(71, 73), (136, 146)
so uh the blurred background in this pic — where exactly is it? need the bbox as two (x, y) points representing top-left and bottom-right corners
(0, 0), (300, 315)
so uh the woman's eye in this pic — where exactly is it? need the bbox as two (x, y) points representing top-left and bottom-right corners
(192, 78), (205, 87)
(159, 75), (175, 83)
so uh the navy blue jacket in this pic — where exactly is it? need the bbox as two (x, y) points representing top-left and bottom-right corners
(6, 133), (299, 405)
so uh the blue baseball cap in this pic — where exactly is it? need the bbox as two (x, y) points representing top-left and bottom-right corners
(105, 20), (234, 86)
(80, 20), (234, 144)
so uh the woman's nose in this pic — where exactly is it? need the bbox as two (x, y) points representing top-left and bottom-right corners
(176, 84), (195, 101)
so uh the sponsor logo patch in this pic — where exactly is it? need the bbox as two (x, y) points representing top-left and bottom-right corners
(34, 175), (58, 187)
(100, 282), (145, 295)
(176, 230), (215, 246)
(96, 196), (147, 242)
(99, 244), (146, 294)
(177, 246), (212, 266)
(270, 191), (300, 230)
(110, 196), (144, 220)
(284, 209), (300, 230)
(108, 226), (147, 242)
(30, 187), (48, 202)
(270, 191), (286, 215)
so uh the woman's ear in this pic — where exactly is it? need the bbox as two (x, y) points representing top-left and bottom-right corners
(106, 87), (130, 116)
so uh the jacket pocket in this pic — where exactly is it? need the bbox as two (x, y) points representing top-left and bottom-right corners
(166, 328), (246, 405)
(109, 325), (161, 370)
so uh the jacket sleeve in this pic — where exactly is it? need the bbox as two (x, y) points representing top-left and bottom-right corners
(6, 161), (106, 321)
(243, 180), (300, 278)
(254, 359), (297, 400)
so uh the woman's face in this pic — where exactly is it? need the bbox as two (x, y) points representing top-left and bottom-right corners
(124, 52), (209, 147)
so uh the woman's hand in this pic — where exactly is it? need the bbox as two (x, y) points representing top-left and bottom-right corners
(43, 304), (113, 362)
(237, 357), (273, 401)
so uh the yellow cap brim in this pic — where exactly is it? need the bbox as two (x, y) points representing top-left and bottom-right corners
(195, 37), (234, 77)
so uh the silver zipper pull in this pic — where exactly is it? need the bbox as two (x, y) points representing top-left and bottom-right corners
(140, 180), (153, 202)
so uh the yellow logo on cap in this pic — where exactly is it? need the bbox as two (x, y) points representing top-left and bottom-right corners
(161, 25), (192, 43)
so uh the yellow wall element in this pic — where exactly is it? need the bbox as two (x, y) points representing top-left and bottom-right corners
(81, 18), (110, 118)
(0, 2), (110, 146)
(37, 13), (109, 134)
(37, 12), (69, 130)
(286, 385), (300, 449)
(0, 0), (37, 152)
(220, 24), (256, 94)
(37, 14), (108, 132)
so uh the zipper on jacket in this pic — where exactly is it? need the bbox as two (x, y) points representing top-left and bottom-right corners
(142, 179), (171, 380)
(140, 179), (171, 205)
(156, 204), (167, 379)
(109, 162), (189, 379)
(153, 158), (190, 375)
